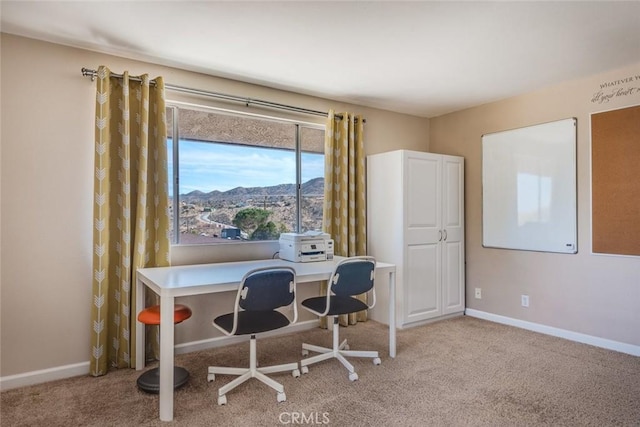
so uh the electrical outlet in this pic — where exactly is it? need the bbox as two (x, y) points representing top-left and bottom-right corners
(521, 295), (529, 307)
(475, 288), (482, 299)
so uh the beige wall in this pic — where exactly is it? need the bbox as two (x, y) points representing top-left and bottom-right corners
(430, 62), (640, 347)
(3, 31), (637, 382)
(0, 34), (429, 378)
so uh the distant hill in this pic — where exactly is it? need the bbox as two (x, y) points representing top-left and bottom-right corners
(179, 177), (324, 203)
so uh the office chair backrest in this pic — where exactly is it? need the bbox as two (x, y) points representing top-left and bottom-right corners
(330, 256), (376, 297)
(239, 267), (296, 312)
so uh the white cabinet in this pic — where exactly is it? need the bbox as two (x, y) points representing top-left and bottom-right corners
(367, 150), (465, 328)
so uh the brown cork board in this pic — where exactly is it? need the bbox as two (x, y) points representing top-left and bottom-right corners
(591, 104), (640, 256)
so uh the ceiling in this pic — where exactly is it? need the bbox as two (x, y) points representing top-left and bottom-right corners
(2, 1), (639, 118)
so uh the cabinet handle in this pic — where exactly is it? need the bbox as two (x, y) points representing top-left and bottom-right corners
(443, 230), (448, 241)
(438, 230), (443, 241)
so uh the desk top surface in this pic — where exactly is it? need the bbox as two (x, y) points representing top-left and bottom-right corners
(137, 257), (394, 296)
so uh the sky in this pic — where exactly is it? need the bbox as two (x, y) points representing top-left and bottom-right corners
(168, 139), (324, 194)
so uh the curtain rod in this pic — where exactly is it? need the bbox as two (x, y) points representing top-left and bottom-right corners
(81, 68), (365, 122)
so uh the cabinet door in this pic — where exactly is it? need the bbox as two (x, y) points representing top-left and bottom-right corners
(405, 243), (441, 323)
(441, 157), (465, 315)
(405, 153), (441, 245)
(403, 152), (443, 323)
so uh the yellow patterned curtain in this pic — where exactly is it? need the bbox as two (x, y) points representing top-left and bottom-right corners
(90, 66), (170, 376)
(322, 110), (368, 327)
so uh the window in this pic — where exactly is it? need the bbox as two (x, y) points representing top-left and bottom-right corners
(167, 105), (325, 244)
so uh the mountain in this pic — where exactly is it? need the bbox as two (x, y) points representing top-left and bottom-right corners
(179, 177), (324, 203)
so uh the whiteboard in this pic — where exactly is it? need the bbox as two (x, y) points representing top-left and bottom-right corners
(482, 118), (577, 253)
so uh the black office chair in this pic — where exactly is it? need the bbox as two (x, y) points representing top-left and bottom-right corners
(300, 256), (381, 381)
(207, 266), (300, 405)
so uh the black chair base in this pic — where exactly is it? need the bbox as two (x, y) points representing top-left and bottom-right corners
(136, 366), (190, 394)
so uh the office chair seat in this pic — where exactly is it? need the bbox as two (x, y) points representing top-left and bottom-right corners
(136, 304), (192, 394)
(214, 311), (291, 336)
(207, 266), (300, 406)
(300, 256), (381, 382)
(302, 295), (369, 317)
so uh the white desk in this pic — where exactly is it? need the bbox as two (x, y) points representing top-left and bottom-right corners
(136, 257), (396, 422)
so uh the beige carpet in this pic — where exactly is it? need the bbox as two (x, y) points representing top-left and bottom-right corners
(2, 316), (639, 426)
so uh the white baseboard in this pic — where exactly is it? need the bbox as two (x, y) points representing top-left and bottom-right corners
(465, 309), (640, 357)
(0, 361), (91, 391)
(0, 320), (320, 391)
(6, 315), (633, 391)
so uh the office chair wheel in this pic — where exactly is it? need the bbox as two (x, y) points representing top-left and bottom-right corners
(301, 349), (309, 357)
(343, 344), (350, 350)
(218, 394), (227, 406)
(348, 372), (358, 382)
(373, 357), (382, 365)
(207, 373), (215, 382)
(301, 366), (309, 375)
(277, 392), (286, 403)
(292, 369), (301, 378)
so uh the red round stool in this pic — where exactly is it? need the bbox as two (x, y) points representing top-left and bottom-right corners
(137, 304), (192, 394)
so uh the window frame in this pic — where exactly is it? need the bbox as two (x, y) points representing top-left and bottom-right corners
(166, 101), (326, 246)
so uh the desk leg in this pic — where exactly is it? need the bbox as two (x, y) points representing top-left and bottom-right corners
(388, 270), (396, 358)
(135, 276), (145, 371)
(159, 295), (175, 422)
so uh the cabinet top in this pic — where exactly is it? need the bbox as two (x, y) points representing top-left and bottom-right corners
(368, 149), (464, 162)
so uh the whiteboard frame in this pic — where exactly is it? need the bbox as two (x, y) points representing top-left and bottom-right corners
(481, 118), (577, 254)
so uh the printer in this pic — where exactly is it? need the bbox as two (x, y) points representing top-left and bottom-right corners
(279, 232), (334, 263)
